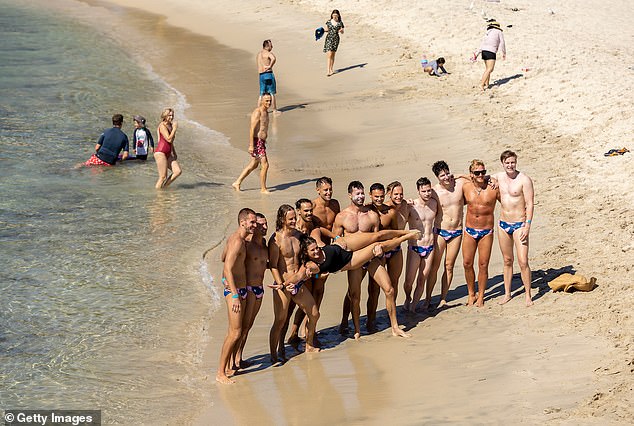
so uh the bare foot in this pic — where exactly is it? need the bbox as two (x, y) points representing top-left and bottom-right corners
(313, 335), (323, 348)
(403, 298), (411, 312)
(305, 344), (321, 353)
(437, 299), (448, 310)
(392, 327), (411, 338)
(273, 110), (282, 116)
(525, 296), (534, 307)
(366, 321), (378, 334)
(231, 182), (241, 191)
(467, 296), (476, 306)
(353, 332), (361, 340)
(225, 367), (237, 377)
(216, 373), (235, 385)
(260, 188), (271, 194)
(498, 295), (512, 305)
(239, 359), (252, 369)
(476, 297), (484, 307)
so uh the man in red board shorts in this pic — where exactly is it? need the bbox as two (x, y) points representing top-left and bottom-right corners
(232, 94), (271, 194)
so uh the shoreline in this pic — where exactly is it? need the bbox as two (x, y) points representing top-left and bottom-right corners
(27, 0), (634, 423)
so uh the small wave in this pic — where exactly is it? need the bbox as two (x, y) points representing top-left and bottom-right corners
(198, 259), (222, 312)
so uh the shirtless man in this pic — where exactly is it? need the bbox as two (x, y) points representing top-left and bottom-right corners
(268, 205), (320, 363)
(312, 176), (341, 240)
(216, 208), (257, 384)
(232, 212), (268, 370)
(385, 181), (411, 303)
(426, 161), (467, 309)
(334, 181), (408, 339)
(403, 177), (438, 313)
(462, 160), (499, 307)
(286, 198), (321, 344)
(257, 39), (279, 114)
(232, 93), (271, 193)
(493, 150), (534, 306)
(365, 183), (399, 332)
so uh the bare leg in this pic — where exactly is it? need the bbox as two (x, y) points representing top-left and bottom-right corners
(386, 248), (404, 304)
(498, 227), (515, 305)
(233, 292), (261, 368)
(269, 289), (291, 363)
(154, 152), (169, 189)
(366, 274), (380, 333)
(410, 260), (426, 311)
(367, 262), (410, 337)
(475, 234), (494, 307)
(339, 292), (351, 335)
(232, 157), (260, 191)
(514, 231), (533, 306)
(439, 235), (462, 307)
(346, 268), (365, 339)
(327, 51), (336, 76)
(426, 236), (444, 307)
(280, 299), (297, 346)
(480, 59), (496, 90)
(344, 231), (421, 270)
(462, 234), (478, 306)
(402, 248), (420, 312)
(292, 286), (321, 352)
(340, 229), (413, 252)
(162, 158), (182, 187)
(259, 155), (270, 194)
(216, 295), (244, 384)
(414, 251), (434, 311)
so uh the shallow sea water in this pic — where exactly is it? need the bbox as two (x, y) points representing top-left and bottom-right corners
(0, 1), (235, 422)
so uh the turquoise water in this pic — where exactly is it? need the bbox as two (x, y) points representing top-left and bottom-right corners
(0, 1), (234, 422)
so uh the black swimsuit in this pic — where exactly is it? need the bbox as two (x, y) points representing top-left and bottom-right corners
(318, 244), (353, 273)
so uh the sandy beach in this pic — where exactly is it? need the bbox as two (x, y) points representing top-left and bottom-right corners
(69, 0), (634, 423)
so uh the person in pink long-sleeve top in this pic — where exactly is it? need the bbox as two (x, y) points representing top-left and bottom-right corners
(474, 20), (506, 91)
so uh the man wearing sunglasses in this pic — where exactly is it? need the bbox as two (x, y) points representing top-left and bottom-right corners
(462, 160), (499, 307)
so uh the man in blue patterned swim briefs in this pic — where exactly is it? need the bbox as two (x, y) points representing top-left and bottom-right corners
(403, 177), (438, 313)
(462, 160), (499, 307)
(493, 150), (535, 307)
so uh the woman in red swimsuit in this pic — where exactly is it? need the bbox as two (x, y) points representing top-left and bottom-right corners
(154, 107), (182, 189)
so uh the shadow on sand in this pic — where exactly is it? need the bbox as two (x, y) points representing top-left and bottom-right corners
(236, 265), (575, 375)
(333, 62), (368, 75)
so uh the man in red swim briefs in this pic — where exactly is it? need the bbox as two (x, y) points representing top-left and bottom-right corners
(232, 93), (272, 194)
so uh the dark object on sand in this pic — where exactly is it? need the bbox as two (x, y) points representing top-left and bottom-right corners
(604, 147), (630, 156)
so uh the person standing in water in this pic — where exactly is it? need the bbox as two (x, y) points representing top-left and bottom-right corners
(154, 108), (182, 189)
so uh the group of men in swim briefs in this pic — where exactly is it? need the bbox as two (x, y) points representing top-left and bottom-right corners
(216, 150), (534, 384)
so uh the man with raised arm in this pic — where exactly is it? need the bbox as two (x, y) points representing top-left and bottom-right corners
(426, 161), (467, 309)
(493, 150), (535, 306)
(462, 160), (499, 307)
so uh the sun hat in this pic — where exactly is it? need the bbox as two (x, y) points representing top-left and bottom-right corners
(487, 20), (502, 30)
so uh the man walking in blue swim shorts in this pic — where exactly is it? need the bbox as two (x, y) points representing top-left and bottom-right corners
(257, 39), (280, 114)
